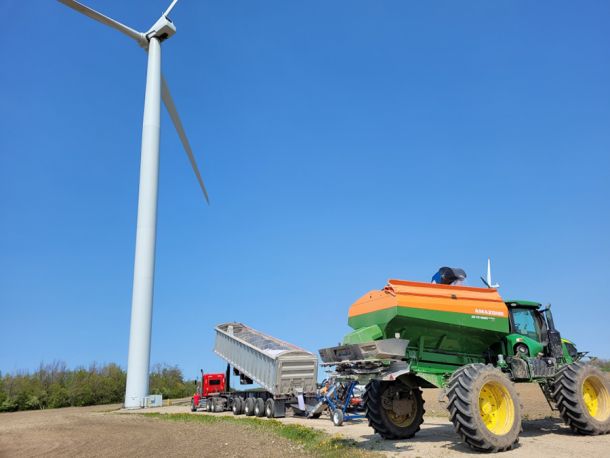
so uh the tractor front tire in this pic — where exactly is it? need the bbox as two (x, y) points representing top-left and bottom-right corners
(552, 361), (610, 435)
(447, 363), (521, 452)
(363, 380), (425, 439)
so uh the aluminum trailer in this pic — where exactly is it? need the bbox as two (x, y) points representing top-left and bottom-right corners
(202, 322), (318, 418)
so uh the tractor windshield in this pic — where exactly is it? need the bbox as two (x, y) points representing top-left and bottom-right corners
(511, 308), (541, 341)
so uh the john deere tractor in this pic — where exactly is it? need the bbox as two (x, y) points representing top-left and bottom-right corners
(319, 275), (610, 452)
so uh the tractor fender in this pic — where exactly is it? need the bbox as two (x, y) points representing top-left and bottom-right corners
(381, 368), (411, 382)
(379, 361), (411, 382)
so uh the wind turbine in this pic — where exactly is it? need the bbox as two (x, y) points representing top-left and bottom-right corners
(481, 258), (500, 289)
(57, 0), (209, 408)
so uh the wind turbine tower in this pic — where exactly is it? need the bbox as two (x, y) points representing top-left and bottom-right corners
(57, 0), (209, 408)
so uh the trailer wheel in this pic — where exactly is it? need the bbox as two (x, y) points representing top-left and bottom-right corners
(552, 361), (610, 435)
(265, 399), (275, 418)
(254, 398), (265, 417)
(364, 380), (425, 439)
(244, 397), (255, 416)
(447, 363), (521, 452)
(206, 399), (213, 412)
(232, 397), (243, 415)
(332, 409), (344, 427)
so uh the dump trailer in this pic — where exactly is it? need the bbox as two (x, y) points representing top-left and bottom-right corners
(319, 277), (610, 453)
(193, 322), (319, 418)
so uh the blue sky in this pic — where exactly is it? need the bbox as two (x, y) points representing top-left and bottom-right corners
(1, 1), (609, 381)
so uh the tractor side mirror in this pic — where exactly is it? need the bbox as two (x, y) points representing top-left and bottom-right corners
(544, 305), (556, 332)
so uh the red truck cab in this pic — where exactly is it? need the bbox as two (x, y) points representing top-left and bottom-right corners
(202, 373), (225, 396)
(192, 372), (226, 411)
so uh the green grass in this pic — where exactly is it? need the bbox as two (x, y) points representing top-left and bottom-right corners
(142, 413), (376, 457)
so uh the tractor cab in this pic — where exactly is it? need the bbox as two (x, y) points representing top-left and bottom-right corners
(505, 300), (575, 362)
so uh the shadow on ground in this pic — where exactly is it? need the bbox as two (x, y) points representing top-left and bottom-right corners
(355, 417), (574, 454)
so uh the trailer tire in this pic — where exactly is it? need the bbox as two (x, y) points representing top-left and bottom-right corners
(244, 397), (255, 416)
(254, 398), (265, 417)
(265, 399), (275, 418)
(551, 361), (610, 435)
(233, 397), (244, 415)
(447, 363), (521, 452)
(364, 380), (425, 440)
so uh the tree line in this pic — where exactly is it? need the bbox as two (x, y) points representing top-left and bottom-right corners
(0, 361), (196, 412)
(592, 358), (610, 372)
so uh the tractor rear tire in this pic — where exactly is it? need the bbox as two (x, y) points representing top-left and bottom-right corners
(244, 397), (255, 416)
(447, 363), (521, 452)
(551, 361), (610, 435)
(254, 398), (265, 417)
(363, 380), (425, 439)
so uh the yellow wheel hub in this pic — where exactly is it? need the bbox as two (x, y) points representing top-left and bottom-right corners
(387, 409), (415, 427)
(582, 376), (610, 421)
(386, 397), (417, 427)
(478, 381), (515, 435)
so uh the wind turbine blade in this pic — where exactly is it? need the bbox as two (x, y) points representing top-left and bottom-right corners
(163, 0), (180, 18)
(486, 258), (492, 286)
(161, 76), (210, 204)
(57, 0), (145, 45)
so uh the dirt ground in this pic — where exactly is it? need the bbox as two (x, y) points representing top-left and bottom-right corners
(0, 404), (307, 458)
(1, 383), (609, 457)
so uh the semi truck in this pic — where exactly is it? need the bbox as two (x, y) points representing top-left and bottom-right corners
(191, 322), (319, 418)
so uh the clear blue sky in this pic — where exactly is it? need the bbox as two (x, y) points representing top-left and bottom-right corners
(1, 1), (609, 380)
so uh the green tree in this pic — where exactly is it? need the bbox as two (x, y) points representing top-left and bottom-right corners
(0, 361), (193, 411)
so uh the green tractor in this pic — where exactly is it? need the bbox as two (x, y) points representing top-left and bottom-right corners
(319, 276), (610, 452)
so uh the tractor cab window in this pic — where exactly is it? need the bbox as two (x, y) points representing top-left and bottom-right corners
(511, 308), (541, 341)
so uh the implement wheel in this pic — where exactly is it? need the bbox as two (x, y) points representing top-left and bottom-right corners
(552, 361), (610, 435)
(363, 380), (425, 439)
(332, 409), (344, 426)
(447, 363), (521, 452)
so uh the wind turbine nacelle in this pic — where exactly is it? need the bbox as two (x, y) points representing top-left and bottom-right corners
(146, 16), (176, 42)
